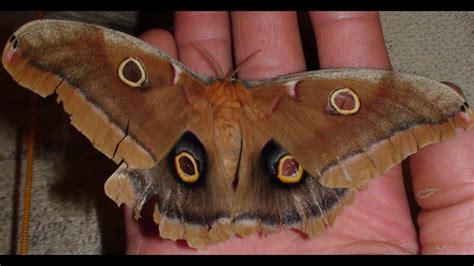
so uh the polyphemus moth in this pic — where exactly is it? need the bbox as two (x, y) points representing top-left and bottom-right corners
(2, 19), (473, 250)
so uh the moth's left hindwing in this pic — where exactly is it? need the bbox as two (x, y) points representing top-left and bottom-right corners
(105, 109), (234, 249)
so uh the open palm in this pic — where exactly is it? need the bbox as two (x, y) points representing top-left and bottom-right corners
(123, 11), (474, 254)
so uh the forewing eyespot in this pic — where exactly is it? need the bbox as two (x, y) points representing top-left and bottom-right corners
(118, 57), (147, 88)
(328, 87), (361, 115)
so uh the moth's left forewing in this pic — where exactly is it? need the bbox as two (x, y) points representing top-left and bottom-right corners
(241, 69), (473, 189)
(2, 20), (211, 169)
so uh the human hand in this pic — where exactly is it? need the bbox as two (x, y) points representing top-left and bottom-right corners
(123, 11), (474, 254)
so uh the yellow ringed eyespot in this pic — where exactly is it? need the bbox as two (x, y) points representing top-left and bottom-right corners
(174, 152), (200, 183)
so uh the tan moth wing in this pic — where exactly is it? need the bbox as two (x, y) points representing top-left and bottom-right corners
(238, 69), (473, 189)
(2, 19), (213, 169)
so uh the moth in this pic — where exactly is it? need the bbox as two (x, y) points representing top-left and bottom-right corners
(2, 19), (473, 250)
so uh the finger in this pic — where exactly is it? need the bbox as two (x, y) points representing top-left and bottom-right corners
(139, 28), (178, 59)
(174, 11), (232, 77)
(309, 11), (417, 252)
(231, 11), (306, 80)
(310, 11), (391, 69)
(410, 128), (474, 254)
(124, 28), (177, 255)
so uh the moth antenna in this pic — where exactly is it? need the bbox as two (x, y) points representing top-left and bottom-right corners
(225, 49), (262, 80)
(193, 43), (224, 78)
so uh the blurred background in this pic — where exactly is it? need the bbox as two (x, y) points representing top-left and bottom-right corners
(0, 11), (472, 254)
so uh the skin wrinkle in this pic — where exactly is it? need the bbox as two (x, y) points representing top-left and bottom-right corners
(353, 169), (414, 240)
(324, 199), (416, 253)
(333, 240), (415, 255)
(341, 202), (414, 245)
(415, 187), (442, 199)
(425, 241), (474, 249)
(188, 38), (228, 55)
(177, 38), (231, 55)
(425, 244), (473, 255)
(452, 150), (474, 182)
(459, 223), (474, 243)
(417, 183), (473, 210)
(313, 11), (381, 27)
(177, 11), (226, 23)
(415, 156), (474, 211)
(419, 197), (474, 235)
(446, 182), (474, 197)
(287, 232), (415, 254)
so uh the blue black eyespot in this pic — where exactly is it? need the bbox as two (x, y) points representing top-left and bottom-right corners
(169, 132), (207, 184)
(261, 140), (304, 185)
